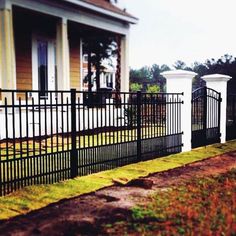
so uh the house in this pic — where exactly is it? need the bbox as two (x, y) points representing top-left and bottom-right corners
(0, 0), (138, 139)
(0, 0), (138, 101)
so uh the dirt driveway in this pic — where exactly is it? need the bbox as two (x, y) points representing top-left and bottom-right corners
(0, 152), (236, 236)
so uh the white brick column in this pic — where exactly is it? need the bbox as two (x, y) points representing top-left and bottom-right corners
(120, 33), (129, 92)
(0, 3), (16, 91)
(202, 74), (232, 143)
(161, 70), (197, 152)
(56, 18), (70, 90)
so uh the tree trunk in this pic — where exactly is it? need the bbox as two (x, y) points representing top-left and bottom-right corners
(95, 57), (100, 91)
(88, 51), (92, 92)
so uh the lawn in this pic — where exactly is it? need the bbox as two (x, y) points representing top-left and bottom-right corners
(104, 169), (236, 235)
(0, 140), (236, 220)
(0, 126), (164, 159)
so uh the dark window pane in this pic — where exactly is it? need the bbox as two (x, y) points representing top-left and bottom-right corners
(38, 41), (48, 97)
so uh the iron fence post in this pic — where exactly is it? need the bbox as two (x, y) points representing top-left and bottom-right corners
(70, 88), (78, 178)
(137, 91), (142, 161)
(218, 92), (222, 140)
(203, 86), (207, 146)
(233, 95), (235, 125)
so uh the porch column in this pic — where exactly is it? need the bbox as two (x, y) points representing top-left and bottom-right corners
(161, 70), (197, 152)
(0, 3), (16, 92)
(202, 74), (232, 143)
(120, 34), (129, 92)
(56, 18), (70, 91)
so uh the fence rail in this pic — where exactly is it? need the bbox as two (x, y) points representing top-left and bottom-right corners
(0, 89), (183, 196)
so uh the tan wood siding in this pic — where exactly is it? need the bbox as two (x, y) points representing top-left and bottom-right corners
(15, 28), (32, 90)
(69, 36), (81, 90)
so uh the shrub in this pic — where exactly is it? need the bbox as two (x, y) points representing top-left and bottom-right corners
(130, 83), (142, 92)
(146, 84), (160, 93)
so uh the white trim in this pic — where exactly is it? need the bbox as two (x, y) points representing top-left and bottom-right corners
(62, 0), (138, 24)
(120, 34), (129, 92)
(201, 74), (232, 82)
(10, 0), (130, 35)
(32, 34), (56, 95)
(47, 43), (56, 91)
(32, 34), (38, 91)
(80, 38), (83, 91)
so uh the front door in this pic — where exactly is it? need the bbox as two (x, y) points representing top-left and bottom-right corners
(32, 36), (57, 100)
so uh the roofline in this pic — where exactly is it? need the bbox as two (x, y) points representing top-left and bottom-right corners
(63, 0), (138, 24)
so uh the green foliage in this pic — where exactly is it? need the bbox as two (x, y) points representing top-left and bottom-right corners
(173, 60), (187, 70)
(123, 106), (137, 127)
(130, 66), (152, 80)
(130, 83), (142, 92)
(130, 54), (236, 93)
(146, 84), (160, 93)
(132, 206), (156, 220)
(130, 64), (169, 92)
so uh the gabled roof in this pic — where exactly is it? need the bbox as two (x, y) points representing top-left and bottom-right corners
(63, 0), (138, 24)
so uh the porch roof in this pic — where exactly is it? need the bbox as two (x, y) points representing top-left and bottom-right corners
(63, 0), (138, 24)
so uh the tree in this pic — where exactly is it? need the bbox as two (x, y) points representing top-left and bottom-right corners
(130, 64), (170, 92)
(150, 64), (170, 92)
(130, 54), (236, 94)
(129, 66), (152, 82)
(191, 62), (208, 90)
(83, 35), (117, 91)
(173, 60), (187, 70)
(192, 54), (236, 93)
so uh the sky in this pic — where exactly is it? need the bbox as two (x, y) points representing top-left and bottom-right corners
(117, 0), (236, 69)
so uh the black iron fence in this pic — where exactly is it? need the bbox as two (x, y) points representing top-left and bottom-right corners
(226, 94), (236, 141)
(0, 89), (183, 196)
(192, 87), (221, 148)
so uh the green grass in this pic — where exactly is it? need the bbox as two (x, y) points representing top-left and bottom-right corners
(0, 140), (235, 220)
(0, 126), (164, 159)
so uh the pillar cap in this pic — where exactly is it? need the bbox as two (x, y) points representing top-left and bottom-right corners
(201, 74), (232, 82)
(161, 70), (197, 79)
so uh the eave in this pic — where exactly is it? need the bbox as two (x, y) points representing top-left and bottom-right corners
(63, 0), (138, 24)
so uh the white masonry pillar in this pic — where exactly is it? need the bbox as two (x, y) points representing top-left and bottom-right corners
(56, 18), (70, 91)
(161, 70), (197, 152)
(0, 2), (16, 93)
(120, 33), (129, 93)
(202, 74), (231, 143)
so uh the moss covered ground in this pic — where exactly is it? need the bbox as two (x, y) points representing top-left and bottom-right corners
(0, 140), (236, 220)
(104, 169), (236, 235)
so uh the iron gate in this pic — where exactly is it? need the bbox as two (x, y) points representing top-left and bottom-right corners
(192, 87), (221, 148)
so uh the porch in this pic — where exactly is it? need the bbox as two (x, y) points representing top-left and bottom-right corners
(0, 0), (135, 100)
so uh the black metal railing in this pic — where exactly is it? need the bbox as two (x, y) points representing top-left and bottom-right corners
(0, 89), (183, 196)
(226, 94), (236, 141)
(192, 87), (221, 148)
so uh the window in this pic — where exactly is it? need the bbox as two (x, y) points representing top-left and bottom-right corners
(83, 54), (88, 63)
(37, 41), (48, 97)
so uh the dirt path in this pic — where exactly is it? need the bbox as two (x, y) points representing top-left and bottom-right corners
(0, 152), (236, 236)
